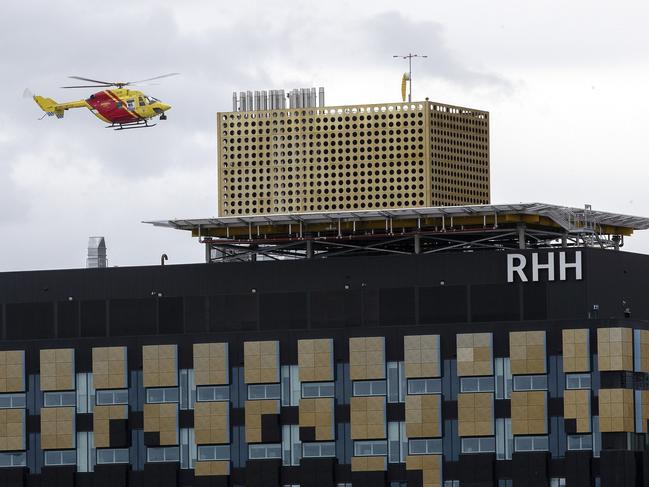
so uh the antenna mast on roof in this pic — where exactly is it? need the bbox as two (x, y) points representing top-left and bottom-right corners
(393, 53), (428, 102)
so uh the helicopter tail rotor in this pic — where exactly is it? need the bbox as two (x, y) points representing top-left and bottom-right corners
(22, 88), (34, 99)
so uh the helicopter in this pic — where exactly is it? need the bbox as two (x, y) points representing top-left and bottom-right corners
(30, 73), (178, 130)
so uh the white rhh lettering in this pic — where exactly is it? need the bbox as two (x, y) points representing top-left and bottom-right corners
(507, 251), (582, 282)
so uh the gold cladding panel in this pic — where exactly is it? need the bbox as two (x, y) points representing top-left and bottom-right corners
(195, 460), (230, 476)
(563, 389), (591, 433)
(511, 391), (547, 435)
(509, 331), (546, 375)
(0, 409), (25, 451)
(351, 456), (387, 472)
(245, 399), (280, 444)
(93, 346), (127, 390)
(350, 396), (386, 440)
(244, 341), (279, 384)
(406, 455), (442, 487)
(599, 388), (634, 433)
(218, 101), (489, 217)
(597, 328), (633, 371)
(404, 335), (440, 378)
(457, 393), (494, 437)
(40, 348), (74, 391)
(93, 405), (128, 448)
(298, 339), (333, 382)
(456, 333), (493, 377)
(143, 403), (178, 445)
(349, 337), (385, 381)
(562, 329), (590, 373)
(143, 345), (178, 388)
(194, 401), (230, 445)
(40, 407), (75, 450)
(299, 398), (334, 441)
(0, 351), (25, 393)
(405, 394), (441, 438)
(194, 343), (229, 386)
(637, 330), (649, 373)
(639, 390), (649, 433)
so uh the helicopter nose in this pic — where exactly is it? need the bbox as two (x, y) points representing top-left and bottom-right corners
(159, 103), (171, 112)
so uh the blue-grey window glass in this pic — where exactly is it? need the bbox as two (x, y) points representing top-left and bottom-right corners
(387, 362), (405, 403)
(96, 390), (128, 405)
(461, 437), (495, 453)
(352, 380), (386, 396)
(301, 382), (335, 398)
(44, 450), (76, 465)
(248, 384), (281, 400)
(0, 394), (25, 409)
(302, 442), (335, 457)
(76, 373), (95, 413)
(514, 436), (549, 452)
(146, 388), (179, 404)
(179, 369), (195, 410)
(248, 443), (282, 459)
(197, 386), (229, 402)
(147, 446), (180, 462)
(408, 438), (443, 455)
(460, 376), (494, 393)
(282, 424), (301, 466)
(565, 373), (590, 390)
(512, 375), (547, 391)
(96, 448), (129, 464)
(567, 434), (592, 450)
(0, 452), (26, 467)
(43, 391), (76, 407)
(408, 379), (442, 395)
(354, 440), (387, 456)
(197, 445), (230, 461)
(180, 428), (196, 469)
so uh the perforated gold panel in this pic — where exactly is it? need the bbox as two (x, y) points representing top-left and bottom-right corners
(245, 399), (280, 443)
(217, 101), (489, 216)
(599, 388), (634, 432)
(143, 345), (178, 388)
(299, 398), (334, 440)
(509, 331), (546, 375)
(405, 394), (441, 438)
(195, 460), (230, 476)
(298, 338), (333, 382)
(244, 341), (279, 384)
(349, 337), (385, 381)
(195, 401), (229, 445)
(406, 455), (442, 487)
(194, 342), (229, 386)
(511, 391), (547, 435)
(457, 392), (494, 437)
(40, 348), (74, 391)
(563, 390), (590, 433)
(562, 329), (590, 373)
(144, 403), (179, 445)
(0, 351), (25, 393)
(41, 407), (75, 450)
(0, 409), (25, 451)
(93, 346), (127, 390)
(351, 456), (387, 472)
(597, 327), (633, 371)
(456, 333), (492, 377)
(93, 405), (128, 448)
(350, 396), (386, 440)
(404, 335), (440, 378)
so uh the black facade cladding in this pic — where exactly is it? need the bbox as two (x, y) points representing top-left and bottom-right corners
(1, 248), (649, 485)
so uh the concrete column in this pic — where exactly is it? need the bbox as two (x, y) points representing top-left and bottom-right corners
(517, 223), (526, 250)
(414, 234), (421, 254)
(306, 240), (314, 259)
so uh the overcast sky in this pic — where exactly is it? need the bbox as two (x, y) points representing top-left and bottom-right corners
(1, 0), (649, 271)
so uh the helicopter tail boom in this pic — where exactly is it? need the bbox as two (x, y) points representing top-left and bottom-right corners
(33, 95), (86, 119)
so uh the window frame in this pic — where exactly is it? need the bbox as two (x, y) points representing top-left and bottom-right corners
(512, 375), (548, 392)
(146, 387), (179, 404)
(248, 443), (282, 460)
(567, 434), (593, 451)
(352, 380), (387, 397)
(354, 440), (388, 456)
(247, 384), (281, 400)
(407, 378), (442, 395)
(197, 445), (230, 461)
(0, 393), (26, 409)
(44, 450), (77, 466)
(461, 437), (496, 454)
(514, 435), (549, 452)
(43, 391), (77, 407)
(460, 376), (495, 393)
(147, 446), (180, 463)
(96, 389), (129, 406)
(301, 382), (335, 398)
(196, 385), (230, 402)
(0, 452), (26, 468)
(302, 442), (336, 458)
(565, 373), (591, 390)
(96, 448), (130, 464)
(408, 438), (443, 455)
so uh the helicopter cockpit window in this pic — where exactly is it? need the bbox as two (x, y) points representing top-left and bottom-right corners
(145, 96), (156, 104)
(126, 99), (135, 110)
(138, 96), (145, 106)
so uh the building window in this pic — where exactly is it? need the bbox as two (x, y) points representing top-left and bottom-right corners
(44, 450), (77, 465)
(248, 384), (281, 400)
(512, 375), (547, 391)
(180, 428), (197, 469)
(196, 386), (230, 402)
(550, 479), (566, 487)
(147, 446), (180, 462)
(197, 445), (230, 461)
(146, 388), (179, 404)
(565, 373), (591, 390)
(76, 372), (95, 413)
(0, 452), (26, 467)
(76, 431), (94, 473)
(96, 390), (129, 405)
(461, 437), (496, 454)
(460, 377), (494, 393)
(96, 448), (129, 464)
(352, 380), (386, 396)
(407, 379), (442, 395)
(388, 421), (406, 463)
(408, 439), (443, 455)
(514, 436), (549, 452)
(249, 443), (282, 459)
(282, 424), (301, 466)
(567, 434), (592, 451)
(444, 482), (460, 487)
(387, 361), (405, 403)
(0, 394), (26, 409)
(281, 365), (300, 407)
(43, 391), (76, 407)
(302, 442), (335, 457)
(354, 440), (388, 456)
(301, 382), (335, 398)
(179, 369), (196, 410)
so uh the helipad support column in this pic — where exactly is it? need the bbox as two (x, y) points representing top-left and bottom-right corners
(414, 233), (421, 254)
(306, 240), (314, 259)
(562, 233), (568, 248)
(517, 223), (526, 250)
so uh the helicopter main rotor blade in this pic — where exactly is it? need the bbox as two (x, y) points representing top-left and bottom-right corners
(128, 73), (180, 84)
(61, 84), (114, 89)
(68, 75), (115, 85)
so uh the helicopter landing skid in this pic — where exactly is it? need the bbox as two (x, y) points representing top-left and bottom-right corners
(107, 120), (156, 130)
